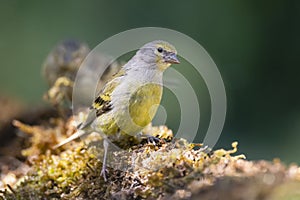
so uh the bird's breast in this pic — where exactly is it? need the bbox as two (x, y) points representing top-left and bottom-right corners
(109, 81), (163, 135)
(103, 69), (164, 135)
(128, 83), (163, 127)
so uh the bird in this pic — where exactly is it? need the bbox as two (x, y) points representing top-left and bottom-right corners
(53, 40), (180, 181)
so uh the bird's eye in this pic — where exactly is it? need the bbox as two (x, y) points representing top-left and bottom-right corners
(157, 47), (163, 53)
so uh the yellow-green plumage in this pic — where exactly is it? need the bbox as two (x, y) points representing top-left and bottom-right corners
(129, 83), (162, 128)
(91, 83), (162, 137)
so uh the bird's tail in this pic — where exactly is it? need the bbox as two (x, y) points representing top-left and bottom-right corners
(52, 129), (89, 149)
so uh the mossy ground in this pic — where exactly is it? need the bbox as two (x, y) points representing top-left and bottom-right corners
(0, 111), (300, 200)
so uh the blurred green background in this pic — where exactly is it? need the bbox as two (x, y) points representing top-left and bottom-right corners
(0, 1), (299, 163)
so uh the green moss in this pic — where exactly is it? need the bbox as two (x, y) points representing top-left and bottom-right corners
(1, 119), (300, 200)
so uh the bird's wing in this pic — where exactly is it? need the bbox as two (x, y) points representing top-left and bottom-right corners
(53, 69), (125, 149)
(78, 69), (125, 129)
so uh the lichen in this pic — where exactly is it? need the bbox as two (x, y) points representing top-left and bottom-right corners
(1, 114), (300, 200)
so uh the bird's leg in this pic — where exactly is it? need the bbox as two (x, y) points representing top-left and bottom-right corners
(100, 138), (109, 181)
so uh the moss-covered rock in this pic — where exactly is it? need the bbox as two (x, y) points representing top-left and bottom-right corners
(1, 116), (300, 200)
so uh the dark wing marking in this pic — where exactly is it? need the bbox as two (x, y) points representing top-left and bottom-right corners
(79, 69), (125, 130)
(93, 95), (113, 116)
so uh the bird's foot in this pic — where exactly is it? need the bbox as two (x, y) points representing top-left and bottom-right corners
(146, 135), (161, 145)
(100, 164), (108, 182)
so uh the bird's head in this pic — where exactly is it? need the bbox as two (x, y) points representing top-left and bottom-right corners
(136, 40), (180, 71)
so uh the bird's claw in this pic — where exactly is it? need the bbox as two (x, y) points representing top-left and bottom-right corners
(100, 165), (108, 182)
(147, 136), (161, 145)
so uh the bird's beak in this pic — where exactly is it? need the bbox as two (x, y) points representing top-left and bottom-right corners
(164, 52), (180, 64)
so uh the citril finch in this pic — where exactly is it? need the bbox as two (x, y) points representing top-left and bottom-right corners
(54, 40), (180, 180)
